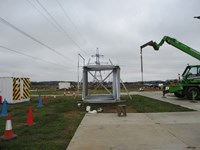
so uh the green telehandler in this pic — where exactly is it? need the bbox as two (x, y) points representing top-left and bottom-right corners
(140, 36), (200, 100)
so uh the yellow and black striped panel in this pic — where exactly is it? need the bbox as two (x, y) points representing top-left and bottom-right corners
(13, 77), (20, 100)
(23, 78), (30, 99)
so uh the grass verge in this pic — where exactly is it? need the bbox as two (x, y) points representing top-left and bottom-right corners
(125, 95), (194, 113)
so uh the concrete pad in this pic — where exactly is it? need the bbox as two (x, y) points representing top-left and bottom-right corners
(165, 124), (200, 148)
(146, 112), (200, 148)
(67, 113), (200, 150)
(146, 112), (200, 124)
(81, 113), (155, 126)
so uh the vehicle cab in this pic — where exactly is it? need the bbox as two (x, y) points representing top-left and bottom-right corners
(182, 65), (200, 83)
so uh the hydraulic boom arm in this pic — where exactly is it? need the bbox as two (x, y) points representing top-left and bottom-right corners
(140, 36), (200, 84)
(141, 36), (200, 60)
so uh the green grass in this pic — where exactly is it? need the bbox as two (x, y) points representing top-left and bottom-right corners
(31, 90), (68, 95)
(0, 95), (194, 150)
(30, 87), (157, 96)
(125, 95), (194, 113)
(0, 96), (84, 150)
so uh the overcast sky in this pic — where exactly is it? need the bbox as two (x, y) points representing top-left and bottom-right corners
(0, 0), (199, 82)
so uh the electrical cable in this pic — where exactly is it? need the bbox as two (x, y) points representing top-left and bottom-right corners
(55, 0), (90, 49)
(35, 0), (88, 55)
(0, 45), (71, 68)
(0, 16), (75, 64)
(26, 0), (61, 32)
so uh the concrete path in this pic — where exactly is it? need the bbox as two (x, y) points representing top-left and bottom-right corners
(133, 91), (200, 111)
(67, 112), (200, 150)
(67, 92), (200, 150)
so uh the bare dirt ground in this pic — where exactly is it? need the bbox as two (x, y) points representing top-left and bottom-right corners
(81, 103), (135, 113)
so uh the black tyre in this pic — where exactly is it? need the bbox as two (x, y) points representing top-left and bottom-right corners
(174, 92), (185, 98)
(186, 87), (199, 100)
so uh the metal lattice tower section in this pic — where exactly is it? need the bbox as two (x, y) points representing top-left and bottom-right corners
(92, 48), (104, 82)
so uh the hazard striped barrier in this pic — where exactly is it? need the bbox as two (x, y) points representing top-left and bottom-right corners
(13, 78), (20, 100)
(23, 78), (30, 99)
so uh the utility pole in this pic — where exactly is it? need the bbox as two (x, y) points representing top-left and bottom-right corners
(77, 53), (85, 96)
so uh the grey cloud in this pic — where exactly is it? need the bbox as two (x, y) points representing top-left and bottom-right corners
(0, 0), (199, 82)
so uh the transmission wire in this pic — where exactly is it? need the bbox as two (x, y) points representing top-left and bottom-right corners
(0, 45), (70, 68)
(0, 16), (75, 64)
(55, 0), (90, 48)
(35, 0), (88, 55)
(26, 0), (61, 32)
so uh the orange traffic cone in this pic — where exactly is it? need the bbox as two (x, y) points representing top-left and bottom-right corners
(26, 106), (35, 126)
(0, 114), (17, 141)
(43, 96), (47, 105)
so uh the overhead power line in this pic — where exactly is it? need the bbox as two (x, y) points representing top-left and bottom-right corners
(0, 45), (69, 68)
(0, 16), (74, 64)
(26, 0), (61, 32)
(35, 0), (88, 55)
(55, 0), (90, 47)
